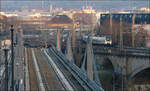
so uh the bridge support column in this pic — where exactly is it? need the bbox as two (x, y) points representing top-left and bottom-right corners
(125, 57), (133, 91)
(132, 14), (136, 48)
(120, 17), (123, 49)
(81, 36), (102, 86)
(66, 32), (74, 63)
(56, 29), (61, 51)
(87, 42), (94, 80)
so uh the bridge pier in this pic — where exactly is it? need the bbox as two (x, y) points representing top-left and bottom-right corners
(86, 42), (94, 80)
(56, 28), (61, 51)
(65, 32), (74, 63)
(95, 52), (150, 91)
(81, 36), (102, 86)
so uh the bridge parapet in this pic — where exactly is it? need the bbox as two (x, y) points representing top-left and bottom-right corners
(95, 50), (150, 80)
(93, 47), (150, 57)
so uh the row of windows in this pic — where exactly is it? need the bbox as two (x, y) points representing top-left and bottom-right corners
(100, 14), (150, 24)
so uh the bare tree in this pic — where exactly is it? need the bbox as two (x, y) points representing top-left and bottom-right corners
(100, 19), (133, 47)
(135, 26), (148, 47)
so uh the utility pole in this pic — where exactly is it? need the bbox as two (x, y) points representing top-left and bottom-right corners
(4, 48), (9, 91)
(10, 25), (14, 91)
(110, 13), (112, 39)
(42, 0), (44, 9)
(72, 17), (77, 65)
(72, 18), (76, 49)
(132, 14), (136, 48)
(79, 18), (82, 39)
(0, 23), (2, 32)
(57, 28), (61, 51)
(120, 17), (123, 49)
(90, 12), (94, 37)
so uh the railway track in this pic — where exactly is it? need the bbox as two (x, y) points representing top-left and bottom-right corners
(27, 48), (64, 90)
(27, 47), (103, 90)
(27, 48), (39, 91)
(45, 47), (103, 91)
(45, 48), (85, 91)
(34, 49), (64, 90)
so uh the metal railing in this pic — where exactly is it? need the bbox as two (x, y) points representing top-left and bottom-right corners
(94, 48), (150, 57)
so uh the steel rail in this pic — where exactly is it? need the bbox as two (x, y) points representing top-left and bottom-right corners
(47, 47), (104, 91)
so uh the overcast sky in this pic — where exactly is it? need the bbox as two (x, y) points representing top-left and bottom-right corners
(0, 0), (149, 12)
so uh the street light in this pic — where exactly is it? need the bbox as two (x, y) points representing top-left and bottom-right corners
(10, 25), (14, 91)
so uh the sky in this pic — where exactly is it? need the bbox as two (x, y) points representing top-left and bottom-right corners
(0, 0), (149, 12)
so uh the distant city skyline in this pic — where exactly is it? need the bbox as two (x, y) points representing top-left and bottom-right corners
(0, 0), (149, 12)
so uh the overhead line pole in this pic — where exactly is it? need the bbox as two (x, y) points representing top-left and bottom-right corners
(120, 17), (123, 49)
(110, 13), (113, 43)
(132, 14), (136, 48)
(10, 25), (14, 91)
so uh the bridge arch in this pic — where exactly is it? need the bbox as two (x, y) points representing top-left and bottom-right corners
(101, 57), (115, 71)
(98, 57), (115, 90)
(129, 65), (150, 80)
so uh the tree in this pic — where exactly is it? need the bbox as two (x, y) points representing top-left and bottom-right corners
(135, 26), (148, 47)
(100, 18), (133, 46)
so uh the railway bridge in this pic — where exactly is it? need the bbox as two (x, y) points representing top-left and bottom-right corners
(94, 47), (150, 78)
(93, 47), (150, 90)
(57, 30), (150, 90)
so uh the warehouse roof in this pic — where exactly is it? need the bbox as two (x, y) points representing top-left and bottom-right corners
(49, 15), (73, 26)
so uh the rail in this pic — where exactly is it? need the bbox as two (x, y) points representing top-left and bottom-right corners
(35, 49), (51, 91)
(43, 48), (73, 90)
(45, 47), (104, 91)
(31, 49), (45, 91)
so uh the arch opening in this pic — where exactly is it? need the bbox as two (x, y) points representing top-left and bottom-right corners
(101, 57), (114, 71)
(130, 67), (150, 91)
(98, 57), (115, 91)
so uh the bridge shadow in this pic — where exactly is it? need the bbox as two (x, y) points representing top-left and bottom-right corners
(97, 57), (115, 91)
(97, 57), (128, 91)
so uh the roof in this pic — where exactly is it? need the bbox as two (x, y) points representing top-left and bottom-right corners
(49, 15), (73, 26)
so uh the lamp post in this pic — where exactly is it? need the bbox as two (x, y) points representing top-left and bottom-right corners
(10, 25), (14, 91)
